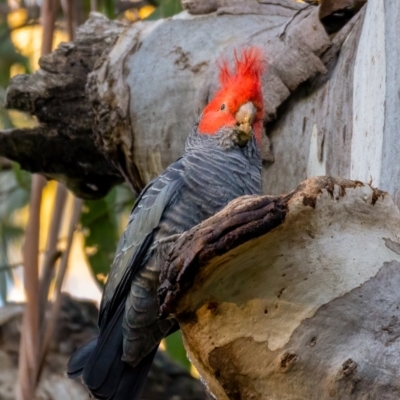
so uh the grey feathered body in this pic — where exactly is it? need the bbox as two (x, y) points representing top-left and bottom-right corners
(68, 123), (262, 399)
(102, 124), (262, 366)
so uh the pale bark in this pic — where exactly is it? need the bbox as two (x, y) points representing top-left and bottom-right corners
(3, 0), (400, 399)
(160, 177), (400, 399)
(264, 0), (400, 210)
(1, 0), (355, 197)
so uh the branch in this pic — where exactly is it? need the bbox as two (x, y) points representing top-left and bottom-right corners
(0, 127), (122, 199)
(17, 3), (59, 399)
(17, 174), (46, 400)
(38, 184), (67, 326)
(159, 176), (400, 399)
(1, 1), (354, 197)
(158, 193), (289, 318)
(0, 261), (23, 272)
(2, 13), (126, 198)
(37, 198), (83, 384)
(158, 177), (363, 316)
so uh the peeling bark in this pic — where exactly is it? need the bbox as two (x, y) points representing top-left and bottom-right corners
(159, 177), (400, 399)
(264, 0), (400, 211)
(318, 0), (366, 33)
(3, 14), (125, 198)
(158, 193), (289, 318)
(0, 0), (354, 197)
(4, 1), (400, 399)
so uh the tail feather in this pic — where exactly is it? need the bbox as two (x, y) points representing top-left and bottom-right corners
(67, 337), (98, 378)
(113, 347), (157, 400)
(82, 303), (126, 393)
(67, 302), (156, 400)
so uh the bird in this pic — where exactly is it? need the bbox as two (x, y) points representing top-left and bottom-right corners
(67, 47), (265, 400)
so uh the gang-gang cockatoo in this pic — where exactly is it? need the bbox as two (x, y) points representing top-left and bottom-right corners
(68, 47), (265, 400)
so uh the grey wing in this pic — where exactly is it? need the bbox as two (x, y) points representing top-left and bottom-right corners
(98, 158), (185, 329)
(121, 149), (260, 365)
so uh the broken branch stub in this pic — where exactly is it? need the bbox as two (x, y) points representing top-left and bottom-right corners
(159, 177), (400, 400)
(2, 13), (125, 199)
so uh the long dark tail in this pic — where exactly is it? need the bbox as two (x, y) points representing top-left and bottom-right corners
(67, 304), (156, 400)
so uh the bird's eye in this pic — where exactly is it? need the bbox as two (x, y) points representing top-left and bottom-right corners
(220, 103), (226, 111)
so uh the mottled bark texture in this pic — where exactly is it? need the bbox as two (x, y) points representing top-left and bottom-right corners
(159, 176), (400, 400)
(2, 16), (125, 199)
(0, 295), (207, 400)
(4, 0), (400, 399)
(0, 0), (362, 198)
(265, 0), (400, 210)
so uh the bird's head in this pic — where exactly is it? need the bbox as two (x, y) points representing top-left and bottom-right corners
(198, 47), (265, 147)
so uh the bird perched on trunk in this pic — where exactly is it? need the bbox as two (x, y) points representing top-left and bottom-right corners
(68, 47), (265, 400)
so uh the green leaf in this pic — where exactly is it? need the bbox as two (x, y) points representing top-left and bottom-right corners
(0, 167), (30, 303)
(1, 222), (24, 240)
(0, 223), (24, 279)
(99, 0), (115, 19)
(146, 0), (182, 19)
(0, 21), (30, 87)
(164, 330), (191, 370)
(0, 224), (13, 304)
(0, 168), (30, 218)
(81, 189), (120, 286)
(12, 162), (31, 191)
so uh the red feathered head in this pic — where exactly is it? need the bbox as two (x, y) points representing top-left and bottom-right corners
(198, 48), (265, 144)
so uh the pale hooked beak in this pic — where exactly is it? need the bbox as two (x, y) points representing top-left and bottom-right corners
(234, 101), (257, 146)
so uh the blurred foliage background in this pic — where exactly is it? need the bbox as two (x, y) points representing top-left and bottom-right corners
(0, 0), (194, 380)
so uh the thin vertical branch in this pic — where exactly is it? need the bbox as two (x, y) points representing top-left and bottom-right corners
(61, 0), (76, 41)
(16, 175), (46, 400)
(35, 0), (80, 387)
(36, 197), (83, 383)
(16, 0), (58, 399)
(39, 0), (73, 328)
(40, 0), (59, 56)
(90, 0), (98, 12)
(38, 183), (67, 326)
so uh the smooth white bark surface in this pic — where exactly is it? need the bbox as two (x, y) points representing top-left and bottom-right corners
(350, 0), (385, 185)
(174, 179), (400, 400)
(87, 3), (331, 186)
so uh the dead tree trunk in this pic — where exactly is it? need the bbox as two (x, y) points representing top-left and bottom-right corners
(3, 0), (400, 399)
(159, 176), (400, 400)
(1, 0), (338, 197)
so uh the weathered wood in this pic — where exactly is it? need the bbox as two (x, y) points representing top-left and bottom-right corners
(262, 6), (365, 197)
(4, 1), (400, 398)
(1, 1), (350, 197)
(159, 176), (400, 399)
(350, 0), (385, 187)
(158, 193), (289, 319)
(263, 0), (400, 210)
(379, 0), (400, 206)
(4, 2), (390, 202)
(0, 127), (122, 199)
(92, 1), (331, 188)
(318, 0), (366, 33)
(3, 14), (126, 198)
